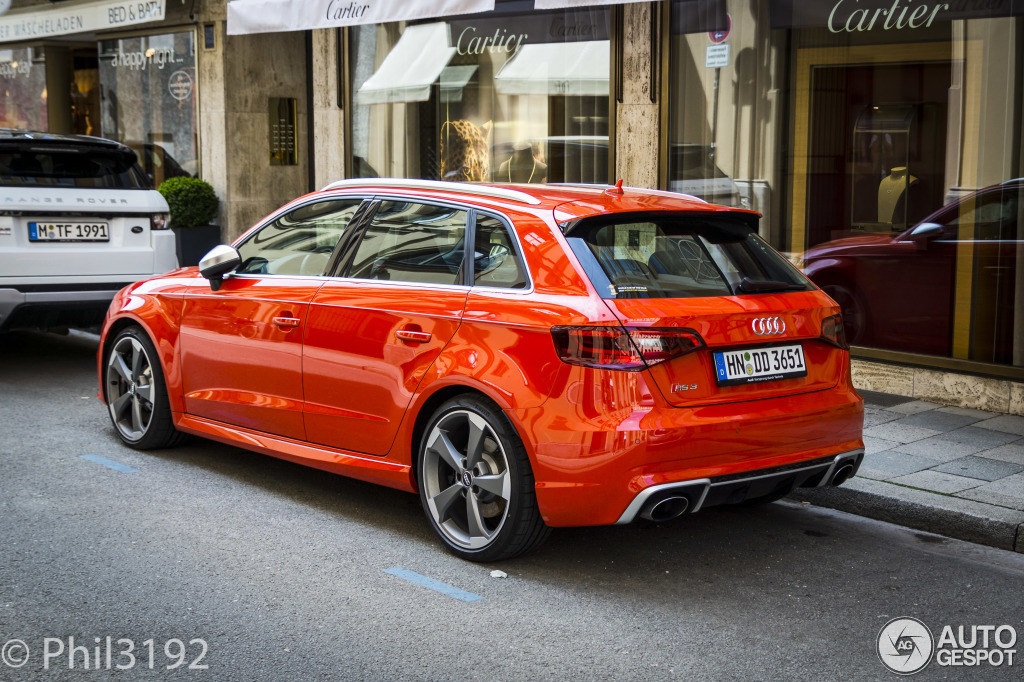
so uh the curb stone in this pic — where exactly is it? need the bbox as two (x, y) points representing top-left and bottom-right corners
(789, 476), (1024, 553)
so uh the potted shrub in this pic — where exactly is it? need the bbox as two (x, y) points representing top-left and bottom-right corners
(158, 176), (221, 267)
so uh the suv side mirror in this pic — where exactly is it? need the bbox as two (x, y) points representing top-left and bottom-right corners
(199, 244), (241, 291)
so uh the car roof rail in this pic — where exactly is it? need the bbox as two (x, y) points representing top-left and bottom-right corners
(999, 177), (1024, 186)
(320, 178), (542, 205)
(546, 182), (708, 204)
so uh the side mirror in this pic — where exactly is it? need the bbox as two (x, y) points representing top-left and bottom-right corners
(908, 222), (944, 251)
(199, 244), (241, 291)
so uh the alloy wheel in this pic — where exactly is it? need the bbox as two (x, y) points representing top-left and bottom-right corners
(106, 335), (156, 442)
(422, 409), (512, 550)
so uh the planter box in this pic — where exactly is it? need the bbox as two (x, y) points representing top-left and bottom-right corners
(173, 225), (221, 267)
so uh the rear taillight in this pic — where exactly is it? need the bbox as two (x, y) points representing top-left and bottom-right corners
(820, 314), (848, 350)
(150, 212), (170, 230)
(551, 326), (704, 371)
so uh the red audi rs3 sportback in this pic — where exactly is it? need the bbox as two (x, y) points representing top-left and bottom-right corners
(98, 179), (864, 561)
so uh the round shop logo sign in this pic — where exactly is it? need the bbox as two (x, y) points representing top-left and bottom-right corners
(877, 617), (934, 675)
(168, 69), (194, 101)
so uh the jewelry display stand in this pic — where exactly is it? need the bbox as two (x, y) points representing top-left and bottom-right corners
(499, 143), (547, 184)
(850, 105), (916, 232)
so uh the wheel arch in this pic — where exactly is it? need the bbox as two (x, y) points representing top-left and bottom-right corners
(405, 382), (533, 493)
(100, 313), (184, 413)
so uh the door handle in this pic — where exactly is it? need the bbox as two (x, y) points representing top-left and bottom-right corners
(396, 329), (432, 343)
(273, 316), (301, 329)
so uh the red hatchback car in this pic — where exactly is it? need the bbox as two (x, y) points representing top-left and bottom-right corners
(98, 180), (864, 561)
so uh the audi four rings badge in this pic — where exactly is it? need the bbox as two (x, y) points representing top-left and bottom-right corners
(751, 317), (785, 335)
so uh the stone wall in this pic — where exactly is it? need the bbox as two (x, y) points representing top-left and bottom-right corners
(853, 359), (1024, 416)
(196, 2), (311, 240)
(616, 3), (659, 188)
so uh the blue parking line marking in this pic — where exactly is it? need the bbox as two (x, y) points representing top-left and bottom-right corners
(80, 454), (139, 473)
(383, 567), (483, 602)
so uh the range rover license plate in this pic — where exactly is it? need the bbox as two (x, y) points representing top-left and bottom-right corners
(29, 222), (109, 242)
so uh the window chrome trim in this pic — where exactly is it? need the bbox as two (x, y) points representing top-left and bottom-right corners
(320, 178), (543, 206)
(225, 194), (536, 294)
(339, 194), (536, 294)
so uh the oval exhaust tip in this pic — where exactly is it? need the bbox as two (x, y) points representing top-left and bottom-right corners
(640, 495), (690, 522)
(831, 463), (855, 487)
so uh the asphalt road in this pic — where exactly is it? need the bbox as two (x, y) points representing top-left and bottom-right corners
(1, 330), (1022, 681)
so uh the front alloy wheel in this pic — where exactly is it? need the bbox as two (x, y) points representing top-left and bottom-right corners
(418, 397), (549, 561)
(107, 334), (156, 442)
(104, 327), (185, 450)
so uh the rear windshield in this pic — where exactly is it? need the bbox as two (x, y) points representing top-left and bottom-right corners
(564, 212), (812, 299)
(0, 147), (148, 189)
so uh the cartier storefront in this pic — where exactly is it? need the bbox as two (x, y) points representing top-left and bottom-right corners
(345, 1), (612, 185)
(666, 0), (1023, 377)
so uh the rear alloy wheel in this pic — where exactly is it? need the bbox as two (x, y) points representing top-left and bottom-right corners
(418, 396), (549, 562)
(105, 327), (186, 450)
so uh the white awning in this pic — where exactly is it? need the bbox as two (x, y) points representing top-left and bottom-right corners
(0, 0), (166, 44)
(354, 23), (456, 105)
(494, 41), (609, 96)
(439, 65), (478, 103)
(227, 0), (494, 36)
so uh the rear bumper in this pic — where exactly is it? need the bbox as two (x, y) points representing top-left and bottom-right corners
(614, 449), (863, 524)
(514, 379), (864, 527)
(0, 283), (133, 330)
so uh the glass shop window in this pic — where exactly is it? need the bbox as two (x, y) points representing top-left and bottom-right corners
(348, 2), (611, 185)
(668, 1), (1024, 371)
(98, 31), (199, 186)
(0, 47), (48, 131)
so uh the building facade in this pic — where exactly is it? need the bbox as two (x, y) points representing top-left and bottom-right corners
(2, 0), (1022, 410)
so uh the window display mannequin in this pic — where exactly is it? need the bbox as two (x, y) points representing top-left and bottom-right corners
(499, 143), (547, 183)
(877, 166), (918, 224)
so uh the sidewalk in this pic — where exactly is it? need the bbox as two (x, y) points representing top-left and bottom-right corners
(794, 390), (1024, 553)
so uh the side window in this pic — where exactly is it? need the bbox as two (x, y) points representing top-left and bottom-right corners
(473, 214), (528, 289)
(348, 201), (467, 285)
(236, 199), (362, 276)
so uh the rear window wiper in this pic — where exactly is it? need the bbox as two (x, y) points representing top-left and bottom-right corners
(736, 277), (805, 294)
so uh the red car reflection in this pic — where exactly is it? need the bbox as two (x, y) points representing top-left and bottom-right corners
(802, 180), (1022, 363)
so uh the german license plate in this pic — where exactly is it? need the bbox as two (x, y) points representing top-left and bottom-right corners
(29, 222), (109, 242)
(713, 344), (807, 386)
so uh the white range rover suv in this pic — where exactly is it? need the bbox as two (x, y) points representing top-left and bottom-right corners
(0, 130), (177, 332)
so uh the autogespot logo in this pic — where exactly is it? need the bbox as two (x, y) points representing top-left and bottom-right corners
(878, 617), (935, 675)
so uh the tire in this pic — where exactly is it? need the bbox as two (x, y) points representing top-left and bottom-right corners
(104, 326), (187, 450)
(821, 282), (869, 346)
(417, 395), (550, 562)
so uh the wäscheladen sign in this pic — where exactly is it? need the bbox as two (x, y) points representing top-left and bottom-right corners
(0, 0), (164, 44)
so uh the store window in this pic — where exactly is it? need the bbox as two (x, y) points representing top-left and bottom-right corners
(668, 0), (1023, 371)
(0, 47), (47, 130)
(348, 1), (611, 184)
(98, 30), (198, 186)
